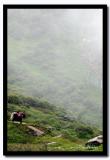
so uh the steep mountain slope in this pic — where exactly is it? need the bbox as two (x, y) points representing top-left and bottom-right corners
(8, 9), (102, 128)
(7, 94), (102, 151)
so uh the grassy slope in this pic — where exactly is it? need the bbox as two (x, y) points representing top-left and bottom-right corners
(7, 95), (102, 152)
(8, 38), (102, 128)
(7, 11), (102, 151)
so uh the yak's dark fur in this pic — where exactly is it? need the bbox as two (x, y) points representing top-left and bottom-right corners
(11, 112), (25, 123)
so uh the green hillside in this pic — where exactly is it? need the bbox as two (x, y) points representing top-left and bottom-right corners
(7, 94), (102, 151)
(8, 9), (102, 128)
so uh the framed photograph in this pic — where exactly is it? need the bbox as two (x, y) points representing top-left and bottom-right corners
(3, 4), (108, 156)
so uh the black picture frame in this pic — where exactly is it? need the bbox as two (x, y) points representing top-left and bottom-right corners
(3, 4), (108, 156)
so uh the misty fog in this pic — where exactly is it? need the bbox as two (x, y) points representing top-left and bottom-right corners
(8, 9), (102, 128)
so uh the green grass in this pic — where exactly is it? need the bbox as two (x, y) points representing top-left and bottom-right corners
(7, 95), (103, 152)
(7, 122), (103, 151)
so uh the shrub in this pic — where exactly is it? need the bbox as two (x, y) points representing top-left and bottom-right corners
(75, 126), (94, 139)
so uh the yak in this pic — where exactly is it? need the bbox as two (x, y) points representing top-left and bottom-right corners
(10, 111), (25, 123)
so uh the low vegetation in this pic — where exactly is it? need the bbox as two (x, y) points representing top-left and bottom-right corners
(7, 10), (103, 152)
(7, 94), (102, 152)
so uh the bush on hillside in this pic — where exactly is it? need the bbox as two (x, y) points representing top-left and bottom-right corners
(75, 126), (94, 139)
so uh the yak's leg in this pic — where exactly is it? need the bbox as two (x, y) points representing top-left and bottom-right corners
(18, 117), (22, 124)
(12, 116), (15, 123)
(20, 119), (22, 124)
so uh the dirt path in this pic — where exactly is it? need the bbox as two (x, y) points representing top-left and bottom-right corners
(8, 120), (44, 136)
(27, 125), (44, 136)
(9, 121), (26, 125)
